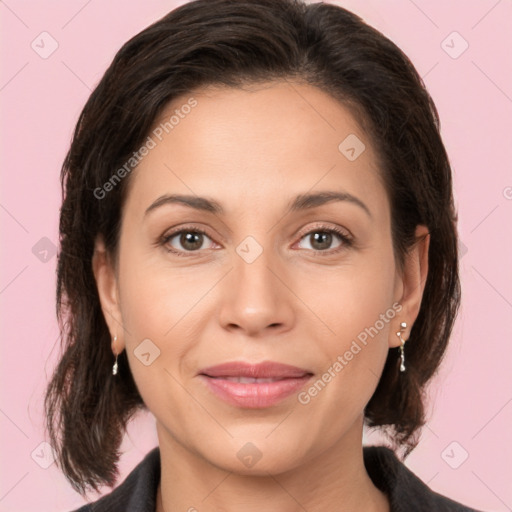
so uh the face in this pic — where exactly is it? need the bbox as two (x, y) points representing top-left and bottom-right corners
(94, 80), (427, 474)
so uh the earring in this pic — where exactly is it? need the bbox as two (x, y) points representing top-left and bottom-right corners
(396, 322), (407, 373)
(112, 336), (119, 376)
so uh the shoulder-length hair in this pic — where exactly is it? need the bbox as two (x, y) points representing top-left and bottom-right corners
(45, 0), (460, 496)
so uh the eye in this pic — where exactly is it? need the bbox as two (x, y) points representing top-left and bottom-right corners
(296, 226), (352, 253)
(159, 224), (352, 257)
(161, 227), (218, 255)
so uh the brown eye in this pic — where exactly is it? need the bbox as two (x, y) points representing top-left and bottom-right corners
(181, 232), (204, 251)
(164, 230), (213, 253)
(310, 232), (334, 251)
(298, 229), (344, 252)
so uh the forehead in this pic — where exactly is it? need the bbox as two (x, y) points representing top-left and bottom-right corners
(123, 81), (387, 219)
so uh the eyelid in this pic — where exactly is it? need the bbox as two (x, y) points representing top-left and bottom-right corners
(159, 224), (219, 256)
(295, 222), (352, 242)
(159, 222), (353, 256)
(293, 222), (353, 255)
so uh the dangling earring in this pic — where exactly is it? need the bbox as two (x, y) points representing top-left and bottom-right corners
(396, 322), (407, 372)
(112, 336), (119, 376)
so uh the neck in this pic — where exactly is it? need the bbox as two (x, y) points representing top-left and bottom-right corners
(155, 418), (389, 512)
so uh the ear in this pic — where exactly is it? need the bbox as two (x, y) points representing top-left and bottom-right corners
(390, 225), (430, 347)
(92, 235), (126, 355)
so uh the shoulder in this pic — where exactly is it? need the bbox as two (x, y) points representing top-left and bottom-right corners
(363, 445), (483, 512)
(69, 447), (161, 512)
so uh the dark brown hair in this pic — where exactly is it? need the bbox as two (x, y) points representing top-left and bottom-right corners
(45, 0), (460, 496)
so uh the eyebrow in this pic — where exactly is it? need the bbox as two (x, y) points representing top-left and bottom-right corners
(289, 191), (371, 218)
(144, 191), (372, 219)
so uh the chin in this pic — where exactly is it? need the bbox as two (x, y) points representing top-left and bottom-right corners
(198, 435), (308, 476)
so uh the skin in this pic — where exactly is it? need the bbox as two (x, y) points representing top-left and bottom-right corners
(93, 80), (429, 512)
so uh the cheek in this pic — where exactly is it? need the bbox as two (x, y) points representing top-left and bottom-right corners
(117, 269), (198, 417)
(119, 270), (175, 340)
(116, 244), (221, 396)
(299, 247), (397, 400)
(117, 239), (211, 339)
(301, 249), (397, 344)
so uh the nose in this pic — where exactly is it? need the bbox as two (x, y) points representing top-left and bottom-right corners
(217, 245), (295, 337)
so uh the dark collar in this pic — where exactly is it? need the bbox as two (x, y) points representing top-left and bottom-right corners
(363, 445), (480, 511)
(73, 445), (480, 511)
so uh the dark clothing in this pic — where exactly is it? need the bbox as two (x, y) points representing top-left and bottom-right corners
(71, 445), (482, 511)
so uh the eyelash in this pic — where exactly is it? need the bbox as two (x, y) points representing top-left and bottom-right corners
(159, 224), (353, 258)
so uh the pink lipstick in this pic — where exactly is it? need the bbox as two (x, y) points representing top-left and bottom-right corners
(198, 361), (313, 408)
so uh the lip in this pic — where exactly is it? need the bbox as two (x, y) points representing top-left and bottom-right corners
(198, 361), (314, 408)
(199, 361), (312, 379)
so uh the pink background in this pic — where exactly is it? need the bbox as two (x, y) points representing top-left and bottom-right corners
(1, 1), (511, 511)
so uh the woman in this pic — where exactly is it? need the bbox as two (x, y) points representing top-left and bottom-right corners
(44, 0), (482, 510)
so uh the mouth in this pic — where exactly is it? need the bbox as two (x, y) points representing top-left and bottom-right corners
(198, 360), (312, 379)
(198, 361), (314, 408)
(206, 376), (297, 383)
